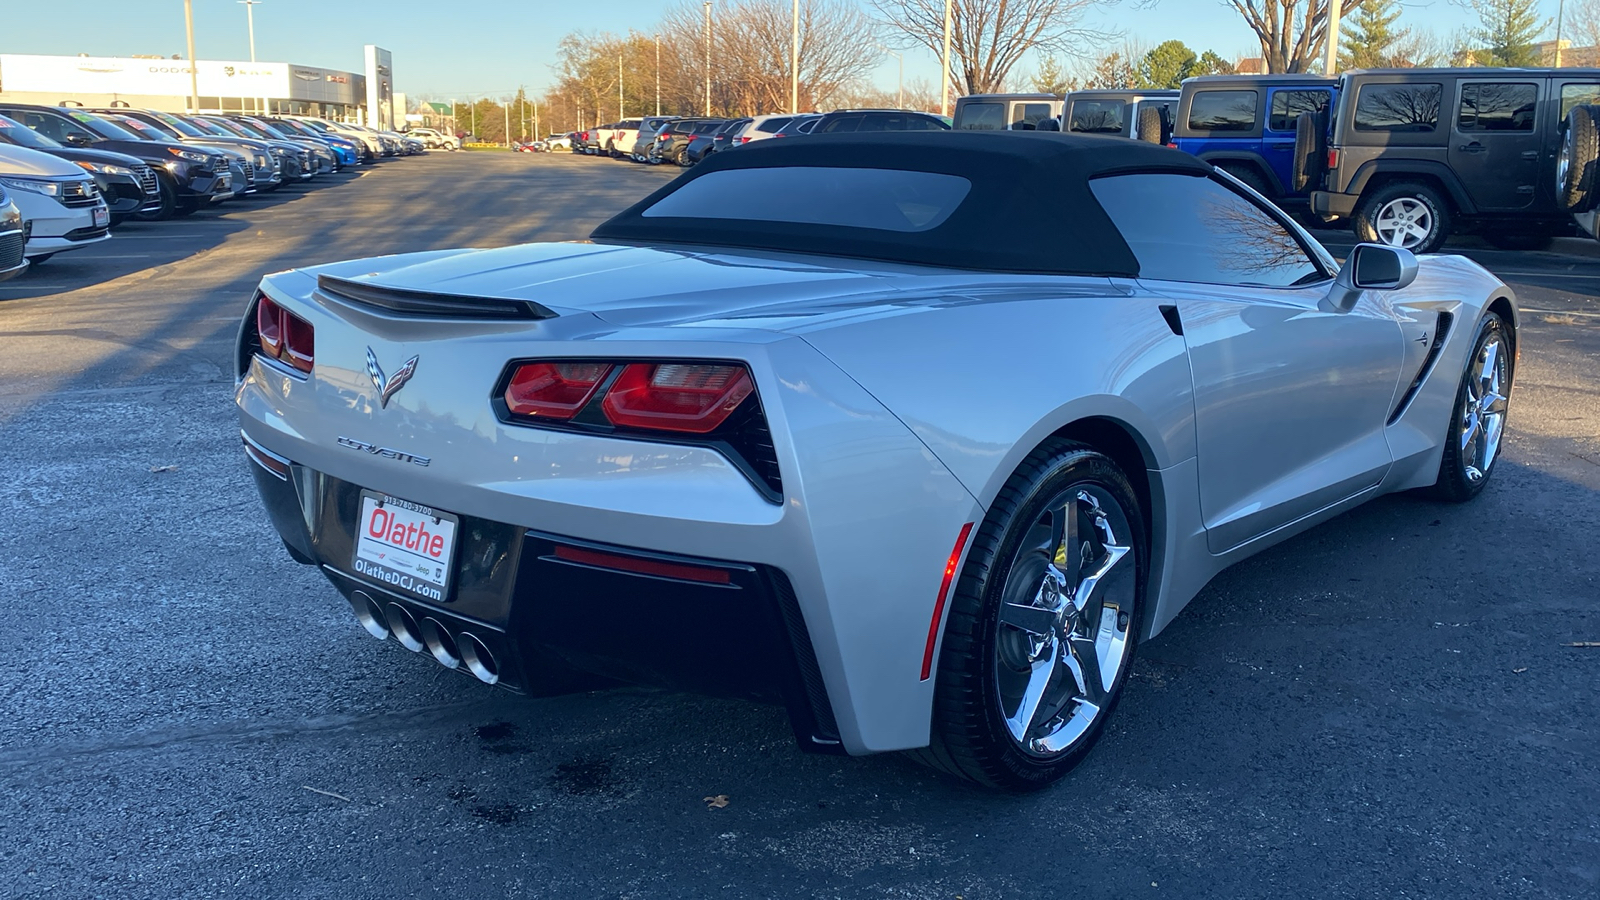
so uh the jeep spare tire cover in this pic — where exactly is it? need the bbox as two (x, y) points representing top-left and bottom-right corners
(1135, 106), (1164, 144)
(1558, 105), (1600, 213)
(1292, 111), (1327, 193)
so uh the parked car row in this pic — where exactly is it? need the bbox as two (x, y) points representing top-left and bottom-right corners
(0, 104), (433, 277)
(959, 68), (1600, 251)
(541, 108), (953, 170)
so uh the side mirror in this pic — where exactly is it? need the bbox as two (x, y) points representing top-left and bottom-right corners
(1327, 243), (1418, 310)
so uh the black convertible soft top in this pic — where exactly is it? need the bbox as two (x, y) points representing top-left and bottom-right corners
(590, 131), (1213, 276)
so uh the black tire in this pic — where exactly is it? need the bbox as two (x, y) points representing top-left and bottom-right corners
(1426, 313), (1512, 502)
(673, 145), (688, 167)
(1134, 106), (1163, 144)
(913, 440), (1145, 791)
(1353, 181), (1452, 254)
(1216, 162), (1274, 198)
(1484, 232), (1554, 251)
(134, 175), (177, 222)
(1558, 105), (1600, 213)
(1292, 110), (1328, 192)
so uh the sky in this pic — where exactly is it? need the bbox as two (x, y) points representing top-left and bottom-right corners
(0, 0), (1540, 101)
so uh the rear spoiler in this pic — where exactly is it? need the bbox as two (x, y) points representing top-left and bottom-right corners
(316, 274), (557, 320)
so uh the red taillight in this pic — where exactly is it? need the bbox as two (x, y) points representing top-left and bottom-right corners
(1165, 142), (1177, 149)
(739, 136), (750, 143)
(284, 313), (315, 373)
(1327, 148), (1339, 169)
(601, 363), (753, 433)
(503, 361), (612, 419)
(256, 295), (283, 357)
(254, 293), (314, 373)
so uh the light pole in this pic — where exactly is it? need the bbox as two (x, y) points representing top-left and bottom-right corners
(504, 98), (510, 147)
(184, 0), (200, 114)
(655, 34), (661, 116)
(1323, 0), (1342, 74)
(703, 1), (713, 116)
(238, 0), (262, 63)
(619, 52), (624, 121)
(1556, 0), (1567, 67)
(883, 48), (903, 109)
(791, 0), (800, 113)
(940, 0), (952, 116)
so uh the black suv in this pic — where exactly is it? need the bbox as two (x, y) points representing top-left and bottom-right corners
(0, 103), (232, 216)
(0, 114), (161, 224)
(1304, 67), (1600, 251)
(810, 109), (951, 134)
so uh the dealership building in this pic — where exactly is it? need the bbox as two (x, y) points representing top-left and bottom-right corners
(0, 49), (396, 127)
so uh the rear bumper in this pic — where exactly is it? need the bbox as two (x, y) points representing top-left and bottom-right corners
(247, 457), (845, 753)
(1310, 190), (1359, 219)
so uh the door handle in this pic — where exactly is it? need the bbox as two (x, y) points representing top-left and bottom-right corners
(1458, 143), (1486, 152)
(1521, 150), (1540, 160)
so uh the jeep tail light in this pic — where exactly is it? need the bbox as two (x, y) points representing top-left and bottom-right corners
(504, 361), (612, 419)
(602, 363), (754, 433)
(1327, 149), (1340, 169)
(253, 293), (315, 374)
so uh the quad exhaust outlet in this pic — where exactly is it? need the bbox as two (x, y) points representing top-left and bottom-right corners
(349, 590), (499, 685)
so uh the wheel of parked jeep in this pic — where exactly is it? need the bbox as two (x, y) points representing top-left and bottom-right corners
(1134, 106), (1163, 144)
(1355, 181), (1452, 253)
(1558, 105), (1600, 213)
(1216, 162), (1274, 198)
(1427, 312), (1512, 502)
(1292, 110), (1327, 192)
(913, 440), (1144, 791)
(1484, 232), (1555, 251)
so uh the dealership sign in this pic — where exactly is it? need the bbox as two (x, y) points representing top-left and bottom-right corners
(0, 54), (363, 103)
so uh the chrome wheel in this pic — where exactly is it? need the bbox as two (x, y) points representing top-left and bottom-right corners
(1460, 333), (1509, 482)
(994, 485), (1136, 758)
(1375, 197), (1433, 249)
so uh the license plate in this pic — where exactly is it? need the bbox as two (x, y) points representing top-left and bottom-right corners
(92, 206), (109, 228)
(351, 491), (458, 603)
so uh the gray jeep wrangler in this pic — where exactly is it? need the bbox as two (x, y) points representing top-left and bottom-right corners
(1303, 67), (1600, 252)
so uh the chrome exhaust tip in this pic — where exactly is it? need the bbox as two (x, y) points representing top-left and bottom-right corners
(458, 632), (500, 685)
(351, 590), (389, 640)
(383, 602), (425, 653)
(419, 617), (460, 669)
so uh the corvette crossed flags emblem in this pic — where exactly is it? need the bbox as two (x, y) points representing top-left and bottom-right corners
(366, 347), (419, 409)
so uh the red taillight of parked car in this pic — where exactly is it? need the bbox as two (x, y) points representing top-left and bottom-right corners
(602, 363), (753, 434)
(500, 360), (756, 434)
(1327, 148), (1340, 170)
(503, 361), (612, 419)
(254, 293), (315, 373)
(740, 136), (751, 143)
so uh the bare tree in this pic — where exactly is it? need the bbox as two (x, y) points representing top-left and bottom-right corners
(1225, 0), (1369, 72)
(874, 0), (1111, 95)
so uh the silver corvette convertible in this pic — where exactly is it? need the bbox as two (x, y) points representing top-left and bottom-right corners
(237, 133), (1516, 790)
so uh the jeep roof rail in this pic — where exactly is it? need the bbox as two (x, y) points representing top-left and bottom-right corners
(1342, 65), (1600, 75)
(1180, 74), (1338, 86)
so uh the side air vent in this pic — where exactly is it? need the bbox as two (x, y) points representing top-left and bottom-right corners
(316, 274), (558, 321)
(1388, 310), (1453, 425)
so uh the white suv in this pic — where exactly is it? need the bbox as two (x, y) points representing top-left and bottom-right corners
(407, 127), (459, 150)
(0, 144), (110, 263)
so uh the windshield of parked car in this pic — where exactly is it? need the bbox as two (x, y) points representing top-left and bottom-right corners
(0, 114), (63, 149)
(64, 111), (144, 141)
(146, 112), (209, 138)
(109, 114), (182, 141)
(643, 167), (972, 232)
(200, 118), (254, 138)
(227, 119), (275, 139)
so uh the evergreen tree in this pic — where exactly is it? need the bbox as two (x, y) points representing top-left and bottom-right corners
(1139, 40), (1199, 89)
(1464, 0), (1550, 66)
(1340, 0), (1408, 69)
(1031, 56), (1076, 94)
(1194, 50), (1237, 76)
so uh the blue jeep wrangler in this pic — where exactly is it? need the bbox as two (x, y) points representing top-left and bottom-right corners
(1171, 74), (1337, 207)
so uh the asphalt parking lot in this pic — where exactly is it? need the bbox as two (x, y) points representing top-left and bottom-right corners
(1, 152), (1597, 899)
